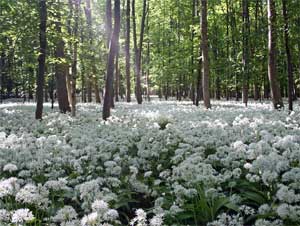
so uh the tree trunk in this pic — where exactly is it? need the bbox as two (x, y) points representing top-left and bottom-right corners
(282, 0), (293, 111)
(55, 9), (71, 113)
(115, 51), (119, 102)
(242, 0), (250, 106)
(35, 0), (47, 120)
(70, 0), (80, 117)
(267, 0), (283, 109)
(67, 0), (73, 106)
(103, 0), (120, 120)
(125, 0), (131, 102)
(0, 53), (3, 103)
(87, 79), (92, 102)
(85, 0), (101, 104)
(253, 0), (260, 101)
(132, 0), (146, 104)
(201, 0), (211, 109)
(145, 1), (151, 102)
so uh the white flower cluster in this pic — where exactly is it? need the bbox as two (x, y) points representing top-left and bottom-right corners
(81, 199), (119, 226)
(1, 100), (300, 225)
(130, 209), (163, 226)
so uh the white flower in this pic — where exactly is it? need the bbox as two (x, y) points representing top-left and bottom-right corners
(81, 212), (98, 226)
(130, 209), (147, 226)
(3, 163), (18, 173)
(0, 209), (10, 222)
(16, 183), (49, 208)
(52, 206), (78, 222)
(243, 163), (252, 170)
(11, 208), (35, 223)
(104, 209), (119, 221)
(92, 200), (109, 212)
(150, 214), (163, 226)
(0, 177), (19, 198)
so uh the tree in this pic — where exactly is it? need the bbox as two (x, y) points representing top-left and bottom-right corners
(242, 0), (250, 106)
(125, 0), (131, 102)
(103, 0), (120, 120)
(35, 0), (47, 120)
(132, 0), (147, 104)
(201, 0), (211, 109)
(282, 0), (293, 111)
(70, 0), (80, 117)
(85, 0), (101, 103)
(267, 0), (283, 109)
(55, 5), (71, 113)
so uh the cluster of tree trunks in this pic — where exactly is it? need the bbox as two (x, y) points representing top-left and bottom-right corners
(30, 0), (297, 120)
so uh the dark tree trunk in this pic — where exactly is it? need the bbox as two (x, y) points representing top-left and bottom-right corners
(201, 0), (211, 108)
(35, 0), (47, 120)
(70, 0), (80, 116)
(225, 0), (230, 100)
(253, 0), (260, 101)
(125, 0), (131, 102)
(242, 0), (250, 106)
(66, 0), (73, 106)
(115, 50), (119, 102)
(145, 1), (151, 102)
(103, 0), (120, 120)
(55, 9), (71, 113)
(282, 0), (293, 111)
(267, 0), (283, 109)
(132, 0), (146, 104)
(87, 79), (92, 102)
(0, 53), (4, 103)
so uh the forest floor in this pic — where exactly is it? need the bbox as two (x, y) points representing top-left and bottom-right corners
(0, 100), (299, 225)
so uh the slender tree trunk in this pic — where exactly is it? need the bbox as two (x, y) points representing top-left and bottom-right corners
(87, 79), (92, 102)
(94, 76), (101, 103)
(125, 0), (131, 102)
(201, 0), (211, 109)
(146, 38), (151, 102)
(55, 9), (71, 113)
(242, 0), (250, 106)
(35, 0), (47, 119)
(66, 0), (73, 106)
(132, 0), (146, 104)
(115, 50), (119, 102)
(267, 0), (283, 109)
(0, 53), (3, 103)
(103, 0), (120, 120)
(145, 1), (151, 102)
(282, 0), (293, 111)
(196, 58), (203, 106)
(225, 0), (230, 100)
(253, 0), (260, 101)
(70, 0), (80, 117)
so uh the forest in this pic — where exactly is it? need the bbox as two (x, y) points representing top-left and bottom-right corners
(0, 0), (300, 225)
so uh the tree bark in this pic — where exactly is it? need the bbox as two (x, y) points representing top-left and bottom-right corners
(103, 0), (120, 120)
(267, 0), (283, 109)
(115, 50), (119, 102)
(253, 0), (260, 101)
(242, 0), (250, 106)
(70, 0), (80, 117)
(201, 0), (211, 109)
(132, 0), (146, 104)
(35, 0), (47, 120)
(125, 0), (131, 102)
(282, 0), (293, 111)
(55, 9), (71, 113)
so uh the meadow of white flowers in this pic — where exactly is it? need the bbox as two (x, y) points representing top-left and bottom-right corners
(0, 101), (299, 226)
